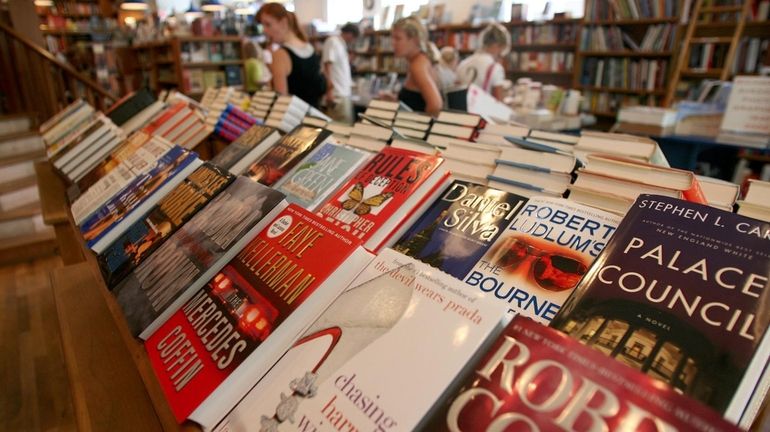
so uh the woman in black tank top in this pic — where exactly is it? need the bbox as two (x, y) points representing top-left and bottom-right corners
(392, 17), (442, 116)
(257, 3), (326, 108)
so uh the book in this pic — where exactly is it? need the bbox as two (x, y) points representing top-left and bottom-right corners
(145, 204), (372, 424)
(244, 125), (333, 187)
(491, 162), (572, 195)
(106, 88), (156, 127)
(112, 176), (287, 339)
(550, 195), (770, 424)
(317, 146), (450, 252)
(423, 315), (741, 432)
(719, 76), (770, 144)
(97, 163), (234, 288)
(80, 147), (202, 253)
(436, 110), (486, 128)
(393, 180), (528, 280)
(464, 196), (622, 323)
(583, 154), (706, 203)
(567, 185), (635, 215)
(210, 125), (281, 175)
(272, 142), (371, 211)
(697, 175), (739, 211)
(211, 248), (506, 432)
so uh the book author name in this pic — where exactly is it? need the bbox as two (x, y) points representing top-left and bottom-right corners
(639, 198), (770, 240)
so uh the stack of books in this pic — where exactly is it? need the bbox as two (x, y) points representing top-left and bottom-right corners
(574, 130), (668, 165)
(202, 87), (249, 131)
(213, 104), (258, 142)
(143, 101), (210, 150)
(488, 137), (577, 198)
(736, 179), (770, 222)
(616, 105), (678, 136)
(265, 95), (309, 133)
(346, 120), (394, 152)
(246, 90), (277, 122)
(48, 112), (126, 184)
(426, 110), (486, 145)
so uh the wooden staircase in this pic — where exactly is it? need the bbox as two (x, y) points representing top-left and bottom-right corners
(664, 0), (753, 105)
(0, 114), (56, 265)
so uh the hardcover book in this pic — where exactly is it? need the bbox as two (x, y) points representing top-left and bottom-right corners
(212, 248), (506, 432)
(550, 195), (770, 424)
(145, 204), (372, 425)
(464, 196), (622, 323)
(209, 125), (281, 175)
(393, 180), (528, 280)
(422, 316), (741, 432)
(244, 125), (332, 186)
(79, 146), (202, 252)
(272, 142), (371, 211)
(97, 163), (234, 288)
(316, 146), (449, 251)
(112, 176), (287, 339)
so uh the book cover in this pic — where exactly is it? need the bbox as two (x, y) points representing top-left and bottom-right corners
(145, 204), (370, 425)
(393, 180), (529, 280)
(423, 315), (741, 432)
(79, 146), (201, 250)
(210, 125), (281, 175)
(273, 142), (371, 211)
(97, 163), (234, 288)
(550, 195), (770, 423)
(244, 125), (332, 186)
(112, 176), (287, 339)
(212, 248), (506, 432)
(464, 196), (622, 323)
(316, 146), (446, 250)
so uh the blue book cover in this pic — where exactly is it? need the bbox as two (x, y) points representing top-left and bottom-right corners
(272, 142), (371, 210)
(79, 146), (198, 248)
(393, 180), (529, 280)
(96, 162), (234, 288)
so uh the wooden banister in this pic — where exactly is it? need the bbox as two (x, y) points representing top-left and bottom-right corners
(0, 21), (118, 102)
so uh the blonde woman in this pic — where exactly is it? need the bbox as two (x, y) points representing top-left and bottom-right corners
(391, 17), (443, 116)
(457, 23), (510, 100)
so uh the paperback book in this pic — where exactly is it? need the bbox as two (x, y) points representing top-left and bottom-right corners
(112, 176), (287, 339)
(550, 195), (770, 425)
(145, 204), (372, 424)
(244, 125), (332, 186)
(393, 180), (528, 280)
(272, 142), (371, 211)
(212, 248), (506, 432)
(97, 163), (234, 287)
(464, 196), (622, 323)
(80, 146), (202, 252)
(422, 315), (741, 432)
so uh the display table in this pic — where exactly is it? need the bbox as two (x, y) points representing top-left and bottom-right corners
(653, 134), (769, 181)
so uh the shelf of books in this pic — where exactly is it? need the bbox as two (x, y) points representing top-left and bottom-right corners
(575, 0), (685, 124)
(132, 36), (245, 98)
(33, 90), (770, 432)
(505, 18), (581, 86)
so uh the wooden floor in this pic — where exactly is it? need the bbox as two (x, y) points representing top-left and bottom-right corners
(0, 255), (76, 432)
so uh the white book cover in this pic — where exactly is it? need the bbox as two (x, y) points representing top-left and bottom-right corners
(212, 248), (506, 432)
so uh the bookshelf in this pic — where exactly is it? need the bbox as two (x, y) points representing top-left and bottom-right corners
(574, 0), (686, 124)
(665, 0), (770, 105)
(131, 36), (245, 98)
(35, 0), (123, 96)
(505, 18), (581, 86)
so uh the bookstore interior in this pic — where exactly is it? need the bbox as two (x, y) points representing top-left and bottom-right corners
(1, 0), (770, 430)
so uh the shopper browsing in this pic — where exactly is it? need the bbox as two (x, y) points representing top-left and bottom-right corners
(457, 23), (510, 101)
(256, 3), (326, 107)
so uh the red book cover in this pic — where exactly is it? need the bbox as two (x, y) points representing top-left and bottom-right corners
(424, 316), (741, 432)
(144, 204), (370, 423)
(317, 146), (448, 251)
